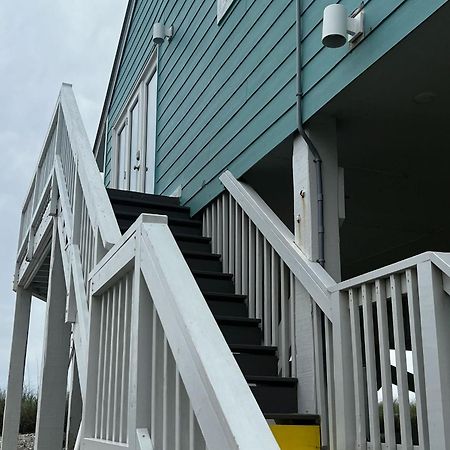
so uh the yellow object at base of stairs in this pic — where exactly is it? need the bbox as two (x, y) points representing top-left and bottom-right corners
(270, 425), (321, 449)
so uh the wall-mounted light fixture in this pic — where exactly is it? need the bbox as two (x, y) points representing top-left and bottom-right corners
(153, 23), (174, 45)
(322, 4), (364, 48)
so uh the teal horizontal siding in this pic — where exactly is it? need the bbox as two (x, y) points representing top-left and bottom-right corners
(154, 0), (297, 213)
(106, 0), (298, 212)
(156, 2), (295, 182)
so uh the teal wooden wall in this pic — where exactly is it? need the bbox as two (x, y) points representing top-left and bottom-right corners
(105, 0), (298, 214)
(105, 0), (446, 214)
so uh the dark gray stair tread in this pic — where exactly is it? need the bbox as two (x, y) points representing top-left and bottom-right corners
(174, 235), (212, 252)
(108, 188), (182, 208)
(109, 190), (303, 416)
(230, 344), (277, 355)
(264, 413), (320, 425)
(169, 217), (202, 227)
(115, 212), (201, 228)
(183, 251), (221, 261)
(248, 377), (298, 414)
(205, 292), (248, 317)
(245, 375), (297, 385)
(192, 270), (233, 279)
(215, 316), (261, 326)
(174, 234), (211, 243)
(109, 203), (190, 220)
(203, 292), (246, 302)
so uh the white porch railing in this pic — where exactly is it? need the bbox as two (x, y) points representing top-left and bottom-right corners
(331, 252), (450, 450)
(209, 172), (336, 447)
(214, 170), (450, 450)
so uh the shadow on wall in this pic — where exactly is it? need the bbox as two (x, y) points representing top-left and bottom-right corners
(241, 137), (294, 233)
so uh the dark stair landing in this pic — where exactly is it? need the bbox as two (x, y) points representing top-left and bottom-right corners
(108, 188), (319, 425)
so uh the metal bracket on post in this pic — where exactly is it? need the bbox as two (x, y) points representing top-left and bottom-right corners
(25, 228), (35, 262)
(50, 170), (59, 217)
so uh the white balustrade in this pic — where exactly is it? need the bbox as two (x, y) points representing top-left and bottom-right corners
(94, 271), (132, 443)
(203, 192), (298, 378)
(216, 170), (450, 450)
(209, 172), (336, 446)
(332, 255), (450, 449)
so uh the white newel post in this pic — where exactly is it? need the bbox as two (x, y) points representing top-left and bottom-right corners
(417, 261), (450, 449)
(128, 230), (153, 448)
(1, 288), (32, 450)
(292, 123), (341, 421)
(35, 223), (72, 450)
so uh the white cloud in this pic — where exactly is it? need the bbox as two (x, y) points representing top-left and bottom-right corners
(0, 0), (127, 389)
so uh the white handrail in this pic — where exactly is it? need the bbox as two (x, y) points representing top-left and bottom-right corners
(220, 170), (334, 319)
(59, 84), (121, 250)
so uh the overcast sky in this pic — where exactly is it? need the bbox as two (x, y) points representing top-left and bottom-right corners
(0, 1), (128, 390)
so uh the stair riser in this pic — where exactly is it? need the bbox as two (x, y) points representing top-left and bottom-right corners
(208, 300), (248, 317)
(177, 239), (211, 253)
(169, 224), (203, 236)
(195, 276), (234, 293)
(219, 324), (261, 345)
(250, 384), (298, 414)
(186, 257), (222, 272)
(234, 353), (278, 377)
(117, 218), (202, 238)
(112, 205), (190, 220)
(108, 189), (180, 207)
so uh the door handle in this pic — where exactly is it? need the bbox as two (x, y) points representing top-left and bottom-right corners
(133, 164), (140, 171)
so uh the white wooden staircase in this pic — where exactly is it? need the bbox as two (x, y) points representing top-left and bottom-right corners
(2, 85), (450, 450)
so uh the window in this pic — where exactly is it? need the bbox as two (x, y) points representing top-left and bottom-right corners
(217, 0), (235, 23)
(113, 53), (158, 194)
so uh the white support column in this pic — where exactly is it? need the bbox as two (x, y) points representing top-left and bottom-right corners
(65, 354), (82, 450)
(1, 288), (32, 450)
(417, 261), (450, 449)
(292, 122), (341, 418)
(34, 223), (72, 450)
(292, 120), (342, 280)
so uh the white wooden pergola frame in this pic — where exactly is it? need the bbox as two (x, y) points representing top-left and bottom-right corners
(2, 85), (450, 450)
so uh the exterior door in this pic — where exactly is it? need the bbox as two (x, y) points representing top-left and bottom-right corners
(114, 55), (157, 194)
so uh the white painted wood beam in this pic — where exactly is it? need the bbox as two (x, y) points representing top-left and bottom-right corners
(1, 288), (32, 450)
(35, 223), (72, 450)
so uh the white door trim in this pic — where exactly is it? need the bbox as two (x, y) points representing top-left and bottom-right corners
(112, 51), (158, 193)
